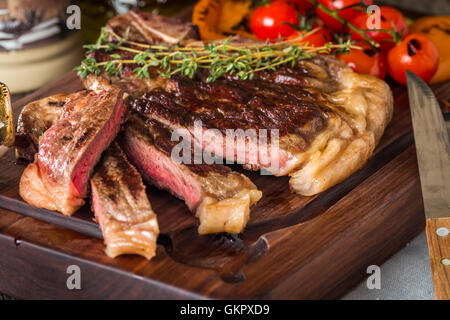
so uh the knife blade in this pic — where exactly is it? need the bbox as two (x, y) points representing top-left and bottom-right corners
(406, 71), (450, 300)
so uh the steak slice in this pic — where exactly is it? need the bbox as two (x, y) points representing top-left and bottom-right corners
(128, 55), (393, 195)
(14, 92), (88, 161)
(120, 112), (262, 235)
(19, 88), (126, 215)
(91, 142), (159, 259)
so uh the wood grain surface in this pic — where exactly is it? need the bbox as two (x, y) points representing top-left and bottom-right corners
(426, 218), (450, 300)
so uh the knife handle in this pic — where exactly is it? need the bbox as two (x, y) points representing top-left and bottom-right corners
(426, 218), (450, 300)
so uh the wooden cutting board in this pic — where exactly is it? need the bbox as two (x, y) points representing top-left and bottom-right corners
(1, 72), (448, 299)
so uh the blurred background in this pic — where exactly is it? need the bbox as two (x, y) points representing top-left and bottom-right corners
(0, 0), (196, 94)
(380, 0), (450, 15)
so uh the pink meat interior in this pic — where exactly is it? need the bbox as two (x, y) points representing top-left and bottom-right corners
(122, 132), (202, 210)
(71, 95), (126, 198)
(90, 182), (104, 227)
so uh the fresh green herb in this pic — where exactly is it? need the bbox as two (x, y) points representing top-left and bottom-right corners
(74, 27), (355, 82)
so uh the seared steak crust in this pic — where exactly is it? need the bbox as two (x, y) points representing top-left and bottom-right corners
(123, 54), (393, 193)
(131, 55), (348, 138)
(132, 76), (332, 141)
(14, 92), (88, 161)
(81, 14), (393, 196)
(121, 112), (262, 234)
(91, 142), (159, 259)
(126, 112), (232, 177)
(37, 90), (124, 187)
(20, 88), (126, 215)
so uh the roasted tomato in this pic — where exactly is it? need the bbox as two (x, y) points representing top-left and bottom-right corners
(315, 0), (373, 33)
(250, 1), (299, 41)
(387, 33), (439, 85)
(337, 41), (387, 79)
(350, 6), (408, 51)
(288, 26), (332, 47)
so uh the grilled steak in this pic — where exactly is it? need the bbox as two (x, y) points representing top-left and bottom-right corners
(82, 10), (393, 197)
(19, 87), (126, 215)
(106, 10), (199, 45)
(82, 10), (199, 98)
(91, 142), (159, 259)
(120, 112), (262, 235)
(126, 55), (392, 195)
(14, 92), (88, 161)
(11, 12), (394, 261)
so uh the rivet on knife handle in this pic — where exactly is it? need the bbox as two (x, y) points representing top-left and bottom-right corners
(406, 71), (450, 300)
(426, 219), (450, 300)
(0, 82), (15, 147)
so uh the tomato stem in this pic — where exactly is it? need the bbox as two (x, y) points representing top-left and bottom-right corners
(306, 0), (379, 48)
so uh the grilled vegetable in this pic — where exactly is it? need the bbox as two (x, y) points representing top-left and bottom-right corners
(192, 0), (255, 41)
(409, 16), (450, 84)
(387, 33), (439, 85)
(0, 82), (14, 147)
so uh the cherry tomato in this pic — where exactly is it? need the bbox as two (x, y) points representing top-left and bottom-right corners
(350, 6), (408, 51)
(315, 0), (373, 33)
(387, 33), (439, 85)
(337, 41), (387, 79)
(288, 26), (332, 47)
(250, 1), (299, 41)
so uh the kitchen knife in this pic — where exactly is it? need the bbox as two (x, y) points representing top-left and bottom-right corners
(407, 71), (450, 300)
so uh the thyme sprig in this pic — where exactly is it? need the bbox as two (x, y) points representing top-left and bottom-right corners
(75, 27), (355, 83)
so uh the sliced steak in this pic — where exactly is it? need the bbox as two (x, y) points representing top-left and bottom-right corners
(82, 14), (393, 196)
(106, 10), (199, 45)
(127, 54), (392, 195)
(91, 142), (159, 259)
(14, 92), (88, 161)
(19, 88), (126, 215)
(129, 56), (343, 176)
(120, 112), (262, 235)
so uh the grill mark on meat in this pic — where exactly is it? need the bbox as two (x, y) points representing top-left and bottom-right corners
(19, 88), (127, 216)
(123, 56), (358, 176)
(91, 142), (159, 259)
(129, 72), (335, 144)
(14, 92), (88, 161)
(80, 14), (392, 196)
(127, 112), (230, 177)
(85, 49), (359, 177)
(120, 112), (262, 234)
